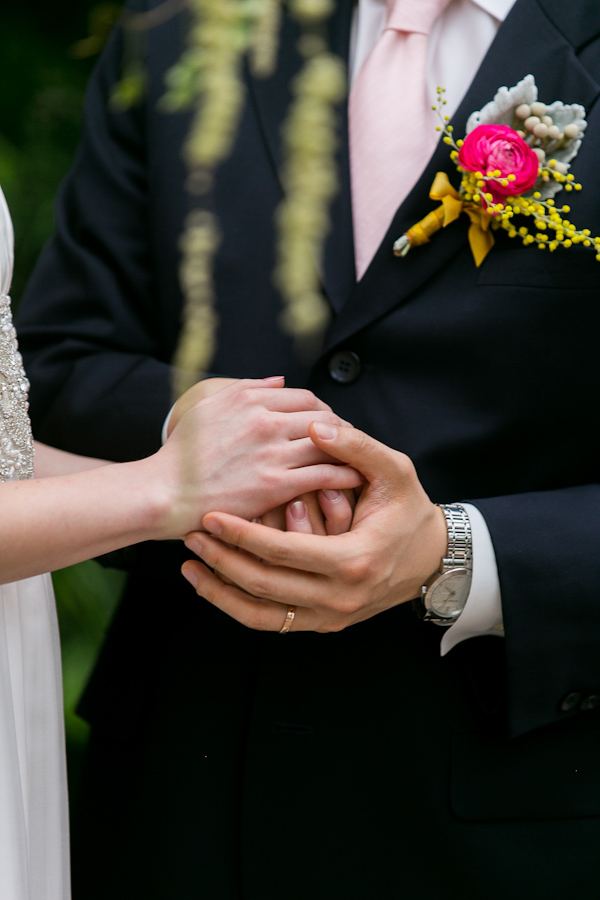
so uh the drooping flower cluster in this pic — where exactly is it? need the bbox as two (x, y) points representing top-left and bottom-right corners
(274, 0), (345, 350)
(158, 0), (343, 394)
(276, 51), (345, 343)
(162, 0), (267, 396)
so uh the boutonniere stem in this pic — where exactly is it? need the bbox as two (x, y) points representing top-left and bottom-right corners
(394, 172), (494, 267)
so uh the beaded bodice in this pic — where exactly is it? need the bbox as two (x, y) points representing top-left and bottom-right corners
(0, 292), (34, 481)
(0, 184), (34, 482)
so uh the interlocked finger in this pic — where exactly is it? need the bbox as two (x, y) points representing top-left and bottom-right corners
(280, 437), (350, 468)
(199, 514), (356, 574)
(185, 533), (323, 605)
(181, 560), (314, 632)
(276, 410), (352, 442)
(318, 488), (355, 535)
(240, 386), (335, 414)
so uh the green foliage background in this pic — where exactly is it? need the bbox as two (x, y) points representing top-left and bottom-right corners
(0, 0), (125, 796)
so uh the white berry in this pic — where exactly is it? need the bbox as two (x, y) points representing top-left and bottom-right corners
(531, 102), (547, 117)
(524, 116), (540, 131)
(563, 123), (579, 140)
(515, 104), (531, 120)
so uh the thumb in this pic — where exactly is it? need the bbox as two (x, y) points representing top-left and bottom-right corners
(308, 421), (412, 486)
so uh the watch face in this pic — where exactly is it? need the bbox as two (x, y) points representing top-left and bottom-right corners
(430, 568), (471, 618)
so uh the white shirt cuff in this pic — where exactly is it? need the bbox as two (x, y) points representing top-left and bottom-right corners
(161, 404), (176, 445)
(440, 502), (504, 656)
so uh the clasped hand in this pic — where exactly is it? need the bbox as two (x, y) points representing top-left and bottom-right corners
(158, 376), (363, 539)
(182, 420), (447, 633)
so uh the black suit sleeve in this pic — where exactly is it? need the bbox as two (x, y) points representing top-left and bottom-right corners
(465, 35), (600, 740)
(469, 488), (600, 738)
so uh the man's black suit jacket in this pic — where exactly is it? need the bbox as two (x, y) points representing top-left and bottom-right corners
(16, 0), (600, 897)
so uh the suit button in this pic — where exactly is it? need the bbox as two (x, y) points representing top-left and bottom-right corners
(328, 351), (361, 384)
(560, 692), (582, 712)
(581, 695), (600, 711)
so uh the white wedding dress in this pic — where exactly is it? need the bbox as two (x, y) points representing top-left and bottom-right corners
(0, 185), (70, 899)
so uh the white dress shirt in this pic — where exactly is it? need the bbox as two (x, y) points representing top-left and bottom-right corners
(350, 0), (517, 651)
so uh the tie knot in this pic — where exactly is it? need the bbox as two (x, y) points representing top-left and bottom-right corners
(386, 0), (452, 35)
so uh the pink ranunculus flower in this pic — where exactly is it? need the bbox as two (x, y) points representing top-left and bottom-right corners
(458, 124), (540, 209)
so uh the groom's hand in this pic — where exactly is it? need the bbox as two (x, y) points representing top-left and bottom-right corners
(181, 423), (447, 632)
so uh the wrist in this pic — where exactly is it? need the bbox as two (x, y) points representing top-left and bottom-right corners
(428, 502), (450, 572)
(399, 502), (448, 604)
(120, 455), (183, 542)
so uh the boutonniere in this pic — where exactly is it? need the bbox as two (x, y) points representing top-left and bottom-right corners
(393, 75), (599, 266)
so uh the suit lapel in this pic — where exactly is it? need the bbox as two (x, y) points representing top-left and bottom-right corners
(324, 0), (600, 351)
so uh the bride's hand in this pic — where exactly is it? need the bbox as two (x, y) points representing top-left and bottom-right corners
(167, 377), (239, 437)
(153, 377), (362, 540)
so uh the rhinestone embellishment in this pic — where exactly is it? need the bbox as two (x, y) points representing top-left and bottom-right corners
(0, 293), (34, 481)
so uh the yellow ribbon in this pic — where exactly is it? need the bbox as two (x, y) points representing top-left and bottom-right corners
(403, 171), (495, 267)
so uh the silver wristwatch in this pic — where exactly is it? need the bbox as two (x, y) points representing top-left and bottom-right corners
(413, 504), (472, 626)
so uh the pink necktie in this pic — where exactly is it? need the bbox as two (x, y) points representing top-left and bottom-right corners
(349, 0), (452, 280)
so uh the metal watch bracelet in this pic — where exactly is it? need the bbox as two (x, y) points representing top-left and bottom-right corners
(440, 503), (472, 568)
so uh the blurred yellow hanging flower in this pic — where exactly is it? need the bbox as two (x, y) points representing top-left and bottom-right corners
(165, 0), (262, 396)
(173, 209), (221, 391)
(276, 51), (345, 343)
(250, 0), (282, 77)
(118, 0), (345, 392)
(71, 3), (123, 60)
(275, 0), (345, 354)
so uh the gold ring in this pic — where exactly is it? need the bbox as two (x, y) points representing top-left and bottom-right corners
(278, 605), (296, 634)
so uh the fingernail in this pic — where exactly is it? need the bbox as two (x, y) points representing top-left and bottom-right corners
(184, 537), (203, 556)
(263, 375), (285, 382)
(312, 422), (338, 440)
(203, 517), (222, 535)
(322, 489), (342, 502)
(182, 567), (198, 589)
(290, 500), (306, 522)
